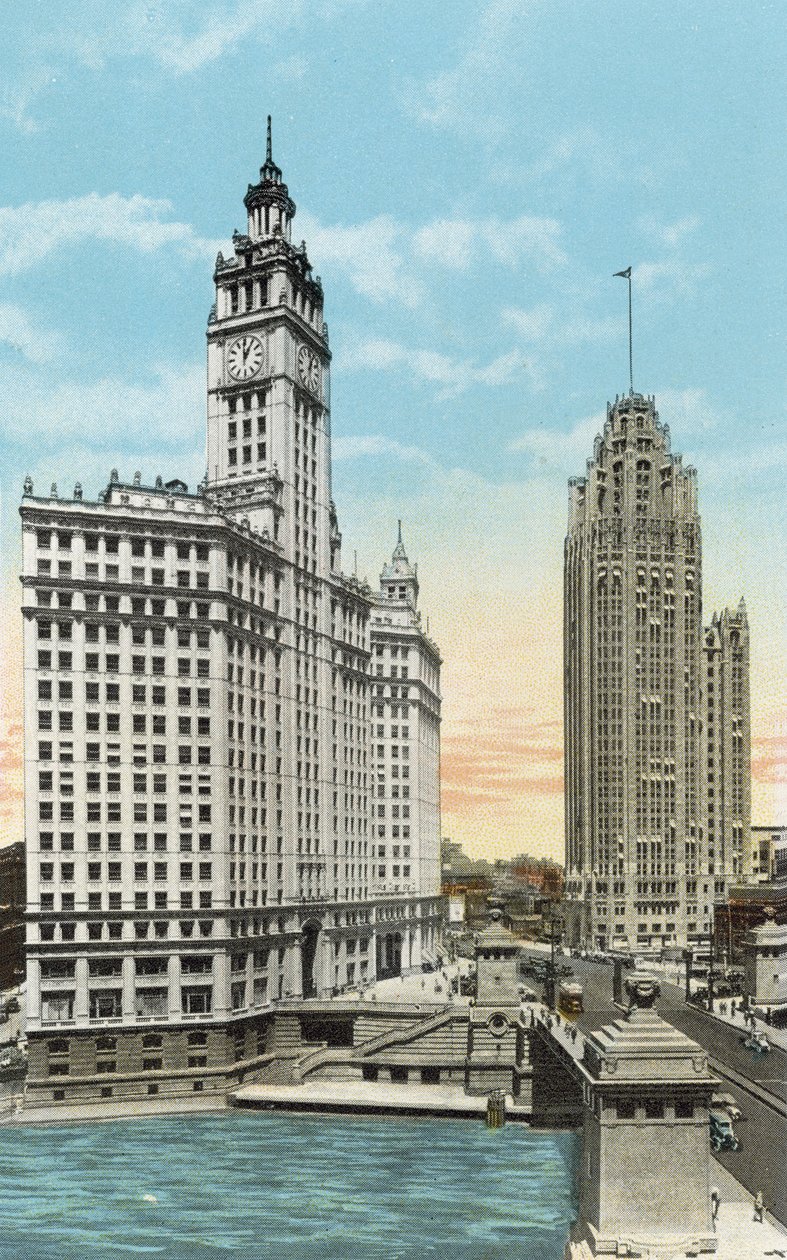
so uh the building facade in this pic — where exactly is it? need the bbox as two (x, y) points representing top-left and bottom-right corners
(369, 525), (441, 922)
(20, 127), (441, 1105)
(564, 392), (750, 953)
(750, 824), (787, 883)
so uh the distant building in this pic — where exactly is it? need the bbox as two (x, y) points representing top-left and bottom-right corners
(750, 824), (787, 883)
(441, 838), (477, 883)
(564, 392), (751, 954)
(713, 877), (787, 967)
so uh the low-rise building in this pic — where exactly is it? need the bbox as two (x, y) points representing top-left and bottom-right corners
(750, 824), (787, 883)
(713, 878), (787, 967)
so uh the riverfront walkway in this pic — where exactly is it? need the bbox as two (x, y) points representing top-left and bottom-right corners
(232, 1078), (507, 1119)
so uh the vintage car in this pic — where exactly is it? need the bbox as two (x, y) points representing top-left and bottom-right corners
(742, 1031), (770, 1054)
(709, 1108), (739, 1152)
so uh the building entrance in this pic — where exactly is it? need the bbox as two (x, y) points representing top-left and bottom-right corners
(300, 921), (320, 998)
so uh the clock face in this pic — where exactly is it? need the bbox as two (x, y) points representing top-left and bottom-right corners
(227, 335), (264, 381)
(297, 344), (321, 393)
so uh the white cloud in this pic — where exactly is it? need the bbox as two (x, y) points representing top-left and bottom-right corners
(297, 213), (423, 308)
(3, 2), (361, 131)
(560, 315), (626, 344)
(273, 53), (309, 82)
(639, 214), (700, 249)
(333, 434), (434, 465)
(509, 408), (605, 470)
(0, 361), (204, 449)
(0, 62), (56, 135)
(60, 0), (360, 77)
(414, 215), (567, 271)
(501, 304), (553, 341)
(634, 259), (710, 298)
(502, 305), (624, 346)
(652, 388), (720, 435)
(301, 208), (566, 308)
(0, 305), (64, 364)
(337, 337), (539, 397)
(0, 194), (223, 277)
(409, 0), (533, 139)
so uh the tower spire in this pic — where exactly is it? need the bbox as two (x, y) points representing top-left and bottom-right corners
(245, 115), (293, 240)
(393, 519), (407, 561)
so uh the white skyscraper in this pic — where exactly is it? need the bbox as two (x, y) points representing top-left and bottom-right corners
(20, 124), (442, 1108)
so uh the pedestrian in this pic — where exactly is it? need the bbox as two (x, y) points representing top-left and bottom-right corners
(720, 1001), (727, 1016)
(710, 1186), (720, 1222)
(754, 1191), (764, 1222)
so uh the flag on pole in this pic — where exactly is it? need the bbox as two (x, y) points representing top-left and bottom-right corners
(614, 267), (632, 279)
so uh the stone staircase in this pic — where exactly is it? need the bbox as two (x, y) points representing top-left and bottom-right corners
(250, 1052), (303, 1085)
(292, 1005), (462, 1082)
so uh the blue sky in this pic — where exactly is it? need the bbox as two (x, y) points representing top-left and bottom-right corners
(1, 0), (784, 857)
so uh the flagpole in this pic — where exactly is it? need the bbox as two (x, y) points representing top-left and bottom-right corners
(614, 266), (633, 395)
(627, 273), (633, 395)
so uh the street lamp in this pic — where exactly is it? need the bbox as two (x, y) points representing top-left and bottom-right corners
(545, 904), (563, 1010)
(682, 948), (693, 1003)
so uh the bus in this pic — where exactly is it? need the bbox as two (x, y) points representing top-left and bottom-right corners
(558, 981), (584, 1017)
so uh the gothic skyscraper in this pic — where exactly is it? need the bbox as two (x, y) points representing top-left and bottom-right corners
(20, 126), (442, 1109)
(564, 392), (750, 953)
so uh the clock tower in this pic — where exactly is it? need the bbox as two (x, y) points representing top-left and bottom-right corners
(206, 117), (333, 571)
(18, 123), (444, 1112)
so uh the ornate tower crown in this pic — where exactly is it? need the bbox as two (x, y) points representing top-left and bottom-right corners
(243, 116), (296, 243)
(381, 520), (419, 607)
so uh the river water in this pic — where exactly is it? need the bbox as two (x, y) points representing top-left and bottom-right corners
(0, 1111), (578, 1259)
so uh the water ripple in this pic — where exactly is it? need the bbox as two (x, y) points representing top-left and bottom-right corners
(0, 1112), (578, 1260)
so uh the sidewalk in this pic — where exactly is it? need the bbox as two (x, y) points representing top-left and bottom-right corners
(352, 963), (469, 1008)
(710, 1161), (787, 1258)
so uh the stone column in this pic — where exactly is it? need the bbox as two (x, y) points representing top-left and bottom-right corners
(26, 958), (41, 1030)
(565, 972), (718, 1260)
(74, 956), (89, 1022)
(122, 955), (135, 1020)
(168, 953), (181, 1019)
